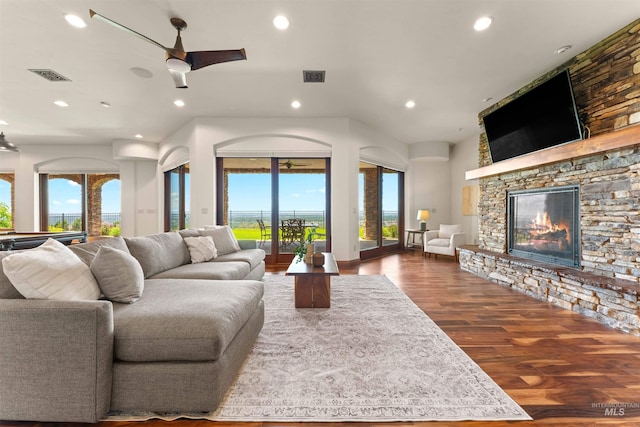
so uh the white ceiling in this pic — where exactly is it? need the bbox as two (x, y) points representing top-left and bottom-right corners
(1, 0), (638, 147)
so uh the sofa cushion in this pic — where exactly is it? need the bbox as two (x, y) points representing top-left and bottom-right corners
(184, 236), (217, 263)
(0, 251), (24, 299)
(124, 232), (191, 278)
(91, 246), (144, 303)
(69, 236), (131, 266)
(149, 261), (251, 281)
(112, 278), (264, 362)
(199, 226), (241, 255)
(2, 239), (101, 300)
(213, 248), (266, 270)
(427, 238), (452, 248)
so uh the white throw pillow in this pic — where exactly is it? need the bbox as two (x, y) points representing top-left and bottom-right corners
(184, 235), (217, 263)
(199, 226), (241, 255)
(2, 238), (101, 300)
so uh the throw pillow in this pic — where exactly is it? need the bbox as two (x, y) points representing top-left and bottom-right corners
(90, 246), (144, 303)
(184, 235), (217, 263)
(199, 226), (241, 255)
(2, 238), (101, 300)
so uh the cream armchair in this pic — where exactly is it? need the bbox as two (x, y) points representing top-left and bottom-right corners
(423, 224), (466, 262)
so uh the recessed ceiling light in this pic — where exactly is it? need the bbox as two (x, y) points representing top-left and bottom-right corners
(130, 67), (154, 78)
(64, 14), (87, 28)
(474, 16), (493, 31)
(291, 100), (301, 109)
(54, 100), (69, 107)
(481, 97), (493, 103)
(273, 15), (290, 30)
(555, 45), (572, 54)
(174, 100), (185, 107)
(100, 101), (111, 108)
(134, 134), (143, 139)
(0, 120), (7, 125)
(405, 100), (416, 109)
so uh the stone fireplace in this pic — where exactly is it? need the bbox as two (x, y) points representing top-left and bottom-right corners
(458, 18), (640, 335)
(507, 185), (580, 268)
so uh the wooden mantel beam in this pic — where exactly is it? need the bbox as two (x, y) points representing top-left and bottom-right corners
(465, 124), (640, 180)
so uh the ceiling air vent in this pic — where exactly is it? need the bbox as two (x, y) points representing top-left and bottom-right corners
(303, 70), (325, 83)
(28, 69), (71, 82)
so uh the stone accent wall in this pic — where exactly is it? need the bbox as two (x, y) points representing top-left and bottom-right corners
(362, 168), (379, 240)
(479, 19), (640, 168)
(459, 246), (640, 336)
(476, 19), (640, 281)
(479, 149), (640, 281)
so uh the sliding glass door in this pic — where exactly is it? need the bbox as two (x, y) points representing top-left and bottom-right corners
(217, 157), (330, 264)
(222, 158), (273, 255)
(359, 162), (404, 259)
(164, 163), (190, 231)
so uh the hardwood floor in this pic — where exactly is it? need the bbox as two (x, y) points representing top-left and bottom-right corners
(3, 252), (640, 427)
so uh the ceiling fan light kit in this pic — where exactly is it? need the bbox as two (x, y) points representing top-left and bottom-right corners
(166, 58), (191, 73)
(89, 9), (247, 89)
(0, 133), (19, 152)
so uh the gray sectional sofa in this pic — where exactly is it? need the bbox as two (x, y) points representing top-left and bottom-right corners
(0, 229), (266, 423)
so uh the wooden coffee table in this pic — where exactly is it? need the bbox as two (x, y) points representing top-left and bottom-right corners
(285, 252), (339, 308)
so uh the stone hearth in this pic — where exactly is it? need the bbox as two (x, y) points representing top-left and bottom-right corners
(459, 246), (640, 336)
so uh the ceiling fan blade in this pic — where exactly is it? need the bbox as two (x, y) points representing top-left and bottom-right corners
(89, 9), (170, 52)
(187, 49), (247, 71)
(168, 69), (188, 88)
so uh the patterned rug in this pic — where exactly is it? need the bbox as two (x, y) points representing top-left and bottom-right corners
(107, 274), (531, 422)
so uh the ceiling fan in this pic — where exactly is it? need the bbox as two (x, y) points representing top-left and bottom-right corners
(89, 9), (246, 88)
(280, 160), (311, 169)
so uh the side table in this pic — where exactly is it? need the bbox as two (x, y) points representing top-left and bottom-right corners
(405, 229), (425, 256)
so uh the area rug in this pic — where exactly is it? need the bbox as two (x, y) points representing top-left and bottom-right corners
(107, 274), (531, 422)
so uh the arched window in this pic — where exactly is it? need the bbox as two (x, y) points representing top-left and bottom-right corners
(39, 173), (121, 236)
(0, 174), (15, 230)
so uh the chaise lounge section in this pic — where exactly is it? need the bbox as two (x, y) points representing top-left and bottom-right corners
(0, 227), (265, 423)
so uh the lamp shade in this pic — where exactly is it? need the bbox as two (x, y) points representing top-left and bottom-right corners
(0, 132), (19, 152)
(417, 209), (430, 221)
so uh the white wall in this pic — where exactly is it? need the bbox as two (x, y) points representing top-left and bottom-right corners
(407, 159), (451, 231)
(5, 143), (159, 237)
(159, 117), (409, 262)
(450, 135), (480, 244)
(2, 118), (478, 259)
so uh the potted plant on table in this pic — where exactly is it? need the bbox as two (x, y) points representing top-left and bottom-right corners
(293, 230), (314, 263)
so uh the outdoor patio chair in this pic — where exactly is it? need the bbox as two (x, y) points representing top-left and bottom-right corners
(256, 219), (271, 248)
(281, 218), (305, 248)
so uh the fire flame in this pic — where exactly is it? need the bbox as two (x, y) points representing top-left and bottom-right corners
(529, 211), (571, 244)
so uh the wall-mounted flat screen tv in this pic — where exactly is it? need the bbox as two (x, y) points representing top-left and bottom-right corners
(483, 70), (583, 163)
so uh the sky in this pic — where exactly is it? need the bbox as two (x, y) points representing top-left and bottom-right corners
(47, 178), (121, 213)
(0, 170), (399, 215)
(228, 173), (327, 212)
(228, 172), (399, 213)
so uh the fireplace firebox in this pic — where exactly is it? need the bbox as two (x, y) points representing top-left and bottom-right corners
(507, 185), (580, 268)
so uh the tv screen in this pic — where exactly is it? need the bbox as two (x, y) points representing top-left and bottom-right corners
(483, 70), (583, 163)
